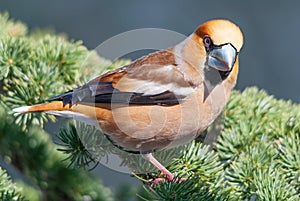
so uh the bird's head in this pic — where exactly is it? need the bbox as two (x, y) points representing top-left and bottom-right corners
(195, 19), (243, 71)
(196, 19), (244, 83)
(179, 19), (244, 86)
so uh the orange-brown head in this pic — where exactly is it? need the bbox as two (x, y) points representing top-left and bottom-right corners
(195, 19), (244, 52)
(193, 19), (244, 86)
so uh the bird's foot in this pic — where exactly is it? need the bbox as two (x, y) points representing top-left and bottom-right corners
(142, 153), (186, 185)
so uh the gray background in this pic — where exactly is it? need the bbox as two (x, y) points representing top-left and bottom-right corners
(1, 0), (299, 190)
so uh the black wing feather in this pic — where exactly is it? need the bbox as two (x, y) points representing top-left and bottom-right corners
(48, 82), (184, 106)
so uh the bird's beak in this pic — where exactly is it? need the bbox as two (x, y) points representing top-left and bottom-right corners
(207, 44), (237, 71)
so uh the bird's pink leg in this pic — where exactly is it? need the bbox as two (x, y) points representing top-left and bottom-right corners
(143, 153), (186, 184)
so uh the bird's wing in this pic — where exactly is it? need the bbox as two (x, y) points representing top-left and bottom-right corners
(49, 49), (198, 106)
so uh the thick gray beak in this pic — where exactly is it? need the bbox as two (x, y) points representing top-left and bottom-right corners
(207, 44), (237, 71)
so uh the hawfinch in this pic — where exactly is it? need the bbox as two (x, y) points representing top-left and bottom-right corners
(14, 19), (244, 182)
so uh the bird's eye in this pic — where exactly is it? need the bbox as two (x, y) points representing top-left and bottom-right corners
(203, 36), (212, 48)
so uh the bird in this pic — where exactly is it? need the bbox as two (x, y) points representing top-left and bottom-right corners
(13, 19), (244, 183)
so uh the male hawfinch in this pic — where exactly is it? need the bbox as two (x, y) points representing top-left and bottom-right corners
(14, 19), (244, 182)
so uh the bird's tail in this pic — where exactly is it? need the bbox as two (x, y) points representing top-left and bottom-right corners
(13, 101), (98, 126)
(13, 101), (69, 114)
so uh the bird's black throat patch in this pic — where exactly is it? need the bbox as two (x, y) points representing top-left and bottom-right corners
(204, 67), (231, 87)
(218, 69), (232, 80)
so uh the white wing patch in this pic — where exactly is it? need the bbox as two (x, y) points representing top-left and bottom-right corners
(116, 65), (196, 96)
(130, 80), (195, 96)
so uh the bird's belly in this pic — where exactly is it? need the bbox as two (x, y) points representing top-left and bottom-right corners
(98, 105), (198, 152)
(91, 86), (228, 152)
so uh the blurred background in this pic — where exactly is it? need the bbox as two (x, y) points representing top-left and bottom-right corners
(1, 0), (299, 193)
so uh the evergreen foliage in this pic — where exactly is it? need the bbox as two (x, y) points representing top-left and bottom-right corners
(0, 166), (27, 201)
(0, 12), (114, 201)
(1, 12), (300, 201)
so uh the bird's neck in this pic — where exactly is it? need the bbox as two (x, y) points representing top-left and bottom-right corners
(172, 35), (206, 86)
